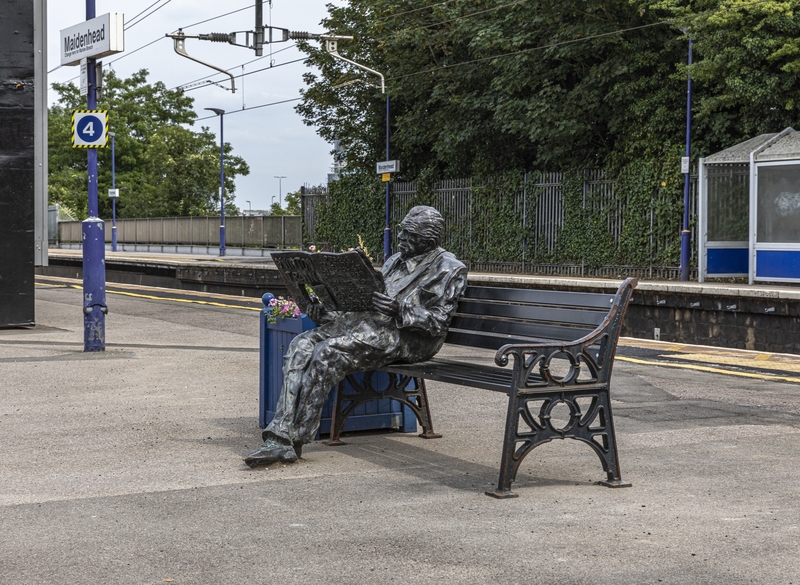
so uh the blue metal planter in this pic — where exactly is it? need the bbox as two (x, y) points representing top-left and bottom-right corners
(259, 293), (416, 436)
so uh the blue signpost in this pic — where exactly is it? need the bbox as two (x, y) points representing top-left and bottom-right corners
(81, 51), (107, 351)
(62, 3), (124, 351)
(81, 2), (105, 351)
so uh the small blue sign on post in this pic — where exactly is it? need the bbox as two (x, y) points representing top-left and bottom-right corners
(72, 110), (108, 148)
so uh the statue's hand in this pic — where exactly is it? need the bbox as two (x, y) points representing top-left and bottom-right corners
(306, 303), (327, 323)
(372, 292), (399, 317)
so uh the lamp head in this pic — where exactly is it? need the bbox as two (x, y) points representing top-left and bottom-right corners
(205, 108), (225, 116)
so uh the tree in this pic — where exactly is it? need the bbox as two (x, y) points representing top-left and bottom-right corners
(298, 0), (800, 178)
(296, 0), (690, 178)
(268, 202), (286, 215)
(48, 69), (249, 219)
(284, 189), (302, 215)
(639, 0), (800, 155)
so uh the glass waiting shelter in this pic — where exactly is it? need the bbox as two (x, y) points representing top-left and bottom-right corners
(698, 127), (800, 283)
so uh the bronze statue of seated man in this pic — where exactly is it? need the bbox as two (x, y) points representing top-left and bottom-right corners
(245, 205), (467, 467)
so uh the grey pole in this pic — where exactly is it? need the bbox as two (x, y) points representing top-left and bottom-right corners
(109, 131), (117, 251)
(274, 175), (286, 209)
(205, 108), (226, 256)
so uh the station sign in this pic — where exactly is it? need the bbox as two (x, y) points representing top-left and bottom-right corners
(376, 160), (400, 174)
(60, 13), (124, 66)
(72, 110), (108, 148)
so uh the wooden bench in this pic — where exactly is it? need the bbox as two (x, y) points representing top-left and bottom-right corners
(327, 277), (638, 498)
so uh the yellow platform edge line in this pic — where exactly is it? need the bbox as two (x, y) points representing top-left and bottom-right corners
(36, 278), (262, 311)
(107, 290), (261, 311)
(617, 356), (800, 384)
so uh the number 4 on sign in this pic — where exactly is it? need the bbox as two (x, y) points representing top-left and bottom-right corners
(72, 110), (108, 148)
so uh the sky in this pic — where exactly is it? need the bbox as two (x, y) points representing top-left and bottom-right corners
(47, 0), (343, 213)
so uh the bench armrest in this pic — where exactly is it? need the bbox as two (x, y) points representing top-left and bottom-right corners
(493, 277), (637, 386)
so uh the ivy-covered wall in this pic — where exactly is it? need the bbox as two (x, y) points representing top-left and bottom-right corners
(311, 162), (695, 277)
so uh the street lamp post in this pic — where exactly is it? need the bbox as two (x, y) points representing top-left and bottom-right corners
(109, 131), (118, 252)
(680, 37), (693, 281)
(384, 95), (391, 260)
(246, 200), (251, 214)
(274, 175), (286, 209)
(205, 107), (226, 257)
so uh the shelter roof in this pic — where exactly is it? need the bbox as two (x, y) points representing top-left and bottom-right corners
(704, 128), (800, 164)
(756, 130), (800, 162)
(704, 133), (779, 164)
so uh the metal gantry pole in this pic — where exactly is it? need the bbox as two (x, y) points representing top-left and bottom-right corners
(680, 37), (693, 281)
(205, 108), (226, 256)
(82, 0), (107, 351)
(219, 113), (226, 256)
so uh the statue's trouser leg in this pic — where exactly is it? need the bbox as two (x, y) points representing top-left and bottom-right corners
(266, 322), (398, 445)
(265, 332), (319, 444)
(291, 336), (365, 444)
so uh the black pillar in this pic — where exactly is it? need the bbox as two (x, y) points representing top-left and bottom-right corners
(0, 2), (35, 327)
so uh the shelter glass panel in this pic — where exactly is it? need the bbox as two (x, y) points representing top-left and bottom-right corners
(757, 164), (800, 243)
(706, 163), (749, 242)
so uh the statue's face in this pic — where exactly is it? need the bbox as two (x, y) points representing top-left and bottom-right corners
(397, 226), (433, 260)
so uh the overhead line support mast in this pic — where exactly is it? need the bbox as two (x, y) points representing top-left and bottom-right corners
(165, 1), (353, 93)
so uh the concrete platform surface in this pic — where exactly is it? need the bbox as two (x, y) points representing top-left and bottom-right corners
(1, 283), (800, 584)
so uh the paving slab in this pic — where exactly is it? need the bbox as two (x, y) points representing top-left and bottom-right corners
(1, 283), (799, 584)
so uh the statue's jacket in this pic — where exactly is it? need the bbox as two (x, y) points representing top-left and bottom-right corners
(319, 247), (468, 365)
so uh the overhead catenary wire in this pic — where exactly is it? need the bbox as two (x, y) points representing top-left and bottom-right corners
(388, 21), (672, 82)
(375, 0), (460, 22)
(194, 96), (302, 121)
(125, 0), (168, 29)
(392, 0), (529, 36)
(125, 0), (176, 31)
(181, 57), (307, 93)
(172, 43), (297, 92)
(193, 26), (668, 120)
(180, 3), (255, 31)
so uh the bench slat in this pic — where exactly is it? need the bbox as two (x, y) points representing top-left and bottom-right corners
(448, 315), (594, 345)
(444, 329), (539, 351)
(457, 298), (607, 327)
(464, 286), (616, 309)
(384, 358), (513, 393)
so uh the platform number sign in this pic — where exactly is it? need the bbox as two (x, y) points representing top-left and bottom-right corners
(72, 110), (108, 148)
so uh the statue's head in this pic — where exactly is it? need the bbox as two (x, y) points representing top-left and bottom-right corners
(398, 206), (445, 260)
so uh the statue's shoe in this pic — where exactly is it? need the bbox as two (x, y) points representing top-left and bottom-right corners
(262, 429), (303, 458)
(244, 441), (298, 468)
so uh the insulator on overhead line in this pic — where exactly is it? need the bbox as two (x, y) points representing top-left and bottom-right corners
(288, 31), (318, 40)
(199, 32), (235, 43)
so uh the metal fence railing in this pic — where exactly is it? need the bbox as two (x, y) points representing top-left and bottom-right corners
(58, 215), (302, 249)
(302, 170), (698, 278)
(390, 171), (697, 276)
